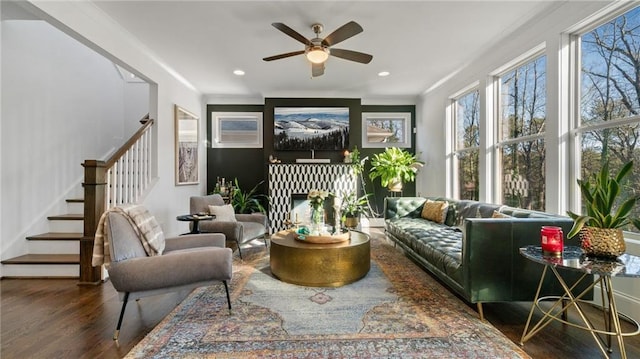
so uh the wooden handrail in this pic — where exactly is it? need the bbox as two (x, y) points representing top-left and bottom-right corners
(80, 118), (155, 285)
(105, 118), (154, 168)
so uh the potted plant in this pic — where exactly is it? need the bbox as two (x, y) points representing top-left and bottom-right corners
(369, 147), (424, 192)
(566, 160), (640, 257)
(230, 178), (268, 214)
(340, 191), (371, 229)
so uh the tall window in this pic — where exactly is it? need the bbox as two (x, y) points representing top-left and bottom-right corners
(497, 54), (547, 210)
(452, 89), (480, 200)
(577, 5), (640, 234)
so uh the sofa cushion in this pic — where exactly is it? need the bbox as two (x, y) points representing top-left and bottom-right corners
(421, 200), (448, 224)
(492, 210), (512, 218)
(386, 217), (463, 285)
(208, 204), (237, 222)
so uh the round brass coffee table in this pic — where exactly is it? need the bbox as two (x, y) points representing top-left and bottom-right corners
(270, 230), (370, 287)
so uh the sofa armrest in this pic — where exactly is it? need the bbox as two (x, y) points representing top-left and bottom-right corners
(108, 247), (232, 293)
(462, 217), (582, 302)
(235, 213), (268, 227)
(197, 220), (242, 241)
(164, 233), (226, 252)
(384, 197), (426, 220)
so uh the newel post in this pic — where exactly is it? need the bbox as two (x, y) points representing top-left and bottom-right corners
(79, 160), (106, 285)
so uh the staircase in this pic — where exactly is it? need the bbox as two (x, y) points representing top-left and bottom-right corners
(1, 198), (84, 278)
(1, 117), (155, 282)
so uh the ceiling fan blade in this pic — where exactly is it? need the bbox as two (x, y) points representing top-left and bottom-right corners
(312, 63), (325, 77)
(272, 23), (312, 46)
(330, 48), (373, 64)
(263, 50), (305, 61)
(322, 21), (363, 47)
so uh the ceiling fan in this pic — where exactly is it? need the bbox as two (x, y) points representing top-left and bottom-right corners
(263, 21), (373, 77)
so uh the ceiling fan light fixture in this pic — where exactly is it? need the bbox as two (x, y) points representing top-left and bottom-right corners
(306, 47), (329, 64)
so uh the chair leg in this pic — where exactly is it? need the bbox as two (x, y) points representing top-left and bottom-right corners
(262, 233), (268, 248)
(223, 280), (232, 312)
(113, 292), (130, 340)
(236, 239), (243, 259)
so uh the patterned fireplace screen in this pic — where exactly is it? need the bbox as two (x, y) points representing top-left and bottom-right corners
(268, 164), (356, 233)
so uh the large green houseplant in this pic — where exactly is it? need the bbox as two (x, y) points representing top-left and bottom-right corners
(369, 147), (424, 192)
(566, 160), (640, 257)
(230, 178), (268, 214)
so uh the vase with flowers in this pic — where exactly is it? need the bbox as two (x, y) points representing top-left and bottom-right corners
(308, 189), (330, 234)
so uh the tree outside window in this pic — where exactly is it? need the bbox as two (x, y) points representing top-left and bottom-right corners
(579, 6), (640, 233)
(453, 89), (480, 200)
(498, 55), (547, 211)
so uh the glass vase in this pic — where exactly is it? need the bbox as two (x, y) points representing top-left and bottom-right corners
(310, 207), (325, 235)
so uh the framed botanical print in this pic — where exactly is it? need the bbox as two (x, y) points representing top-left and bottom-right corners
(175, 105), (199, 185)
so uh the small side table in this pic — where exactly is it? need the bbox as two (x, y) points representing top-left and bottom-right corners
(176, 214), (214, 234)
(519, 245), (640, 359)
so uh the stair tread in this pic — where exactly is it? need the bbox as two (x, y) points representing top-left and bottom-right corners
(26, 232), (83, 240)
(1, 254), (79, 265)
(47, 214), (83, 221)
(66, 198), (84, 203)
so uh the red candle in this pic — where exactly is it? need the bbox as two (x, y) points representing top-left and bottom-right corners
(541, 226), (563, 257)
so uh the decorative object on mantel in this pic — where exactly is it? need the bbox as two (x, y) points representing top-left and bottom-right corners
(369, 147), (424, 192)
(567, 160), (640, 258)
(343, 150), (352, 163)
(268, 154), (281, 164)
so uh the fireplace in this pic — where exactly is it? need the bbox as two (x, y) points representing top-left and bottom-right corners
(268, 164), (356, 233)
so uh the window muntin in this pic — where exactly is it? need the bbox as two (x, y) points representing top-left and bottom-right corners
(497, 54), (547, 211)
(452, 89), (480, 200)
(576, 6), (640, 234)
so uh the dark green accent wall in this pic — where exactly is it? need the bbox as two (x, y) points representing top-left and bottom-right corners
(206, 100), (416, 217)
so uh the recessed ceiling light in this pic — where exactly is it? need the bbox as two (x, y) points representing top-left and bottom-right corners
(233, 69), (245, 76)
(378, 71), (390, 77)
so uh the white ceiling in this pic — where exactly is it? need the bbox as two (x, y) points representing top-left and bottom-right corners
(11, 1), (564, 99)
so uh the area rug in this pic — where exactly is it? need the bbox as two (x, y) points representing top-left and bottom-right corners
(125, 235), (529, 358)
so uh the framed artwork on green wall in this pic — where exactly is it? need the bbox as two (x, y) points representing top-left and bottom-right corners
(361, 112), (411, 148)
(211, 112), (263, 148)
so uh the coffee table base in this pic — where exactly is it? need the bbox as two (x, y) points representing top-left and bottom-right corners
(270, 230), (370, 287)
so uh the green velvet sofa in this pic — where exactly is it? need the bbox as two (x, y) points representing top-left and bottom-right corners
(384, 196), (593, 319)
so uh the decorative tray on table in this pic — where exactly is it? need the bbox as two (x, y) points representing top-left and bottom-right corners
(293, 227), (350, 244)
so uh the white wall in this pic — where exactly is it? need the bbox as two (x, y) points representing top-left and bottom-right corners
(0, 19), (141, 264)
(417, 1), (639, 321)
(20, 0), (206, 239)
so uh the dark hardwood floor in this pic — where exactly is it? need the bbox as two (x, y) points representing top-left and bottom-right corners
(2, 233), (639, 358)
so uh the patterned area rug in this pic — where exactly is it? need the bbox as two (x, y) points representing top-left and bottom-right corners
(126, 235), (529, 358)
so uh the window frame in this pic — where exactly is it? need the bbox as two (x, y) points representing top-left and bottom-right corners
(449, 85), (481, 200)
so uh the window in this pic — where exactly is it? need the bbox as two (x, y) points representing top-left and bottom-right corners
(451, 89), (480, 200)
(496, 54), (547, 211)
(210, 112), (263, 148)
(575, 5), (640, 234)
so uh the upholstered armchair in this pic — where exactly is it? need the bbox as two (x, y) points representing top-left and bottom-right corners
(98, 208), (232, 340)
(190, 194), (268, 259)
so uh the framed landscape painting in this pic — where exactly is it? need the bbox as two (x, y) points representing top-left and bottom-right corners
(274, 107), (349, 151)
(362, 112), (411, 148)
(175, 105), (199, 185)
(210, 111), (263, 148)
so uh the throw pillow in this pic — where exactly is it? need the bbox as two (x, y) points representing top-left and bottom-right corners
(421, 200), (449, 224)
(208, 204), (237, 222)
(492, 210), (512, 219)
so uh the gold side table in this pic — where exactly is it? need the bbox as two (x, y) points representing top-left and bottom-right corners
(519, 245), (640, 359)
(269, 230), (370, 287)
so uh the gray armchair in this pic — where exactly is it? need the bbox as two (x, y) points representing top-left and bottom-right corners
(101, 209), (232, 340)
(190, 194), (268, 259)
